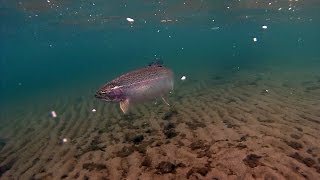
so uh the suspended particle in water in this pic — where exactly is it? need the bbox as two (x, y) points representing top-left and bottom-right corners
(211, 27), (220, 30)
(253, 37), (258, 42)
(126, 17), (134, 23)
(62, 138), (68, 143)
(51, 111), (57, 118)
(181, 76), (186, 81)
(262, 25), (268, 29)
(265, 89), (269, 93)
(92, 108), (96, 112)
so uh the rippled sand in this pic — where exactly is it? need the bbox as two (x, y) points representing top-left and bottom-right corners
(0, 67), (320, 179)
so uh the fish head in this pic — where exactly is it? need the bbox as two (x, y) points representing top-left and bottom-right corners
(95, 82), (124, 102)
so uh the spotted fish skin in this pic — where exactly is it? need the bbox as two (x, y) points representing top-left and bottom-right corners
(95, 64), (174, 113)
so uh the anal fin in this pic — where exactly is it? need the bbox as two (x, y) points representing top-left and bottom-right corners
(120, 99), (130, 114)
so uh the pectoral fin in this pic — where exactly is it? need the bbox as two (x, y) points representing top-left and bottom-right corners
(120, 99), (130, 114)
(161, 96), (170, 106)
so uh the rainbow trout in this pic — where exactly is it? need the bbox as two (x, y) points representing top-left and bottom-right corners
(95, 61), (174, 114)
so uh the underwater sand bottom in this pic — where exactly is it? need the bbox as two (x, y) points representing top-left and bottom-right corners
(0, 68), (320, 180)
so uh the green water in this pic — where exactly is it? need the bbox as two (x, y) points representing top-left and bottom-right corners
(1, 1), (319, 106)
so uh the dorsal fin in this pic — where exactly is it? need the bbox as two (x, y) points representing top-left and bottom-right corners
(148, 58), (163, 67)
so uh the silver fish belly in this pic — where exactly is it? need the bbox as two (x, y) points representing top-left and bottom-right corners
(95, 65), (174, 114)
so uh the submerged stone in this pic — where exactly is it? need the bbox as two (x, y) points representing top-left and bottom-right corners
(286, 141), (303, 150)
(82, 163), (107, 171)
(135, 142), (149, 154)
(303, 157), (315, 167)
(190, 140), (205, 150)
(141, 156), (152, 167)
(132, 135), (144, 144)
(289, 152), (304, 162)
(163, 129), (178, 139)
(164, 122), (175, 130)
(243, 154), (262, 168)
(116, 146), (134, 157)
(162, 109), (178, 120)
(187, 167), (209, 178)
(236, 143), (247, 150)
(290, 134), (301, 139)
(156, 161), (176, 174)
(0, 159), (15, 177)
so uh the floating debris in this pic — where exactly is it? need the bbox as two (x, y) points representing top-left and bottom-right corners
(181, 76), (186, 81)
(126, 17), (134, 23)
(62, 138), (68, 143)
(160, 19), (173, 23)
(50, 111), (57, 118)
(91, 108), (96, 112)
(210, 27), (220, 30)
(253, 37), (258, 42)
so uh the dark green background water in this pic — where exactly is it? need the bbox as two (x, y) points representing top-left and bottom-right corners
(1, 0), (320, 109)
